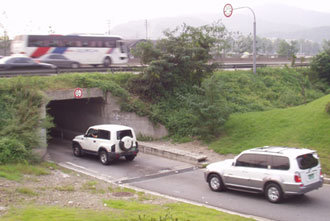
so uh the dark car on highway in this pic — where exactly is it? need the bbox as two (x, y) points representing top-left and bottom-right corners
(0, 55), (56, 70)
(36, 54), (80, 68)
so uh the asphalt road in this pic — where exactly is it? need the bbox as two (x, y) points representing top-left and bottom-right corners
(48, 140), (330, 221)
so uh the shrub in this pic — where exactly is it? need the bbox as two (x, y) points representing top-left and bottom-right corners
(0, 137), (29, 164)
(311, 49), (330, 83)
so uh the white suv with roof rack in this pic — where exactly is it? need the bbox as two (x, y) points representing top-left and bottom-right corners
(72, 124), (138, 165)
(204, 146), (323, 203)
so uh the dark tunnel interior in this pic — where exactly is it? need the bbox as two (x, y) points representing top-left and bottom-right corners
(47, 97), (105, 140)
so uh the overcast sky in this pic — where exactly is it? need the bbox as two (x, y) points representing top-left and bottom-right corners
(1, 0), (330, 37)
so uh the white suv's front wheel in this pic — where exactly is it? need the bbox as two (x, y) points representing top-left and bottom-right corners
(208, 174), (225, 192)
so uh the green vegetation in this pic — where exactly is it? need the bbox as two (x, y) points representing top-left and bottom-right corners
(0, 203), (253, 221)
(81, 180), (105, 194)
(16, 187), (38, 196)
(55, 185), (75, 192)
(131, 23), (227, 99)
(152, 67), (327, 141)
(0, 80), (53, 164)
(210, 94), (330, 173)
(311, 43), (330, 84)
(0, 163), (50, 181)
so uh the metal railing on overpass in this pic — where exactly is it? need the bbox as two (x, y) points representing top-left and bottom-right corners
(0, 63), (310, 78)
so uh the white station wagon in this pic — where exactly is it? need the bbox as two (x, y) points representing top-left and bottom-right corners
(72, 124), (139, 165)
(204, 146), (323, 203)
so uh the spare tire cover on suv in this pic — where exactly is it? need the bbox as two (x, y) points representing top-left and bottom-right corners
(119, 136), (133, 151)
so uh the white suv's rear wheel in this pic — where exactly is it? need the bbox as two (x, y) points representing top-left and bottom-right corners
(99, 150), (111, 165)
(265, 183), (283, 203)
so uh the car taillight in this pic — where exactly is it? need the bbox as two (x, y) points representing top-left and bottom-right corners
(294, 172), (302, 183)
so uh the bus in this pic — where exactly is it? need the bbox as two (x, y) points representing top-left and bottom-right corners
(11, 34), (128, 67)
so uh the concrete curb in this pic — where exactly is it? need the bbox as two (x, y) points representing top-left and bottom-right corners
(324, 177), (330, 184)
(139, 142), (207, 165)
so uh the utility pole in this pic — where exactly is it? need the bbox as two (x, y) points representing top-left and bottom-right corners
(145, 19), (148, 40)
(107, 20), (111, 35)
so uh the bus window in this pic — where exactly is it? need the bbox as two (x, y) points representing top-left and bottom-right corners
(75, 41), (82, 47)
(64, 41), (72, 46)
(119, 42), (125, 53)
(43, 40), (50, 47)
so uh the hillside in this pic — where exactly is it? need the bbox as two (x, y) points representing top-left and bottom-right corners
(209, 94), (330, 173)
(111, 3), (330, 42)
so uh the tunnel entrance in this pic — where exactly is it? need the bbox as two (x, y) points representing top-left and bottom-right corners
(47, 97), (105, 140)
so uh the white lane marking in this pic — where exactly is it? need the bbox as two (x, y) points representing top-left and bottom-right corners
(65, 162), (98, 173)
(55, 161), (270, 221)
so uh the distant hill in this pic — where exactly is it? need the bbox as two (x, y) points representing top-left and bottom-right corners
(111, 3), (330, 42)
(264, 26), (330, 42)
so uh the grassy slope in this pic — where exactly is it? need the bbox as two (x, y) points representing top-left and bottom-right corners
(210, 94), (330, 173)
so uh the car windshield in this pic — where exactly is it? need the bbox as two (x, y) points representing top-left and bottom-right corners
(296, 153), (319, 169)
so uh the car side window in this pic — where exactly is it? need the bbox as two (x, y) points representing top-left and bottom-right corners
(13, 58), (29, 63)
(49, 55), (57, 59)
(236, 154), (254, 167)
(271, 156), (290, 170)
(116, 130), (133, 140)
(86, 128), (98, 138)
(236, 154), (269, 168)
(253, 154), (268, 169)
(98, 130), (110, 140)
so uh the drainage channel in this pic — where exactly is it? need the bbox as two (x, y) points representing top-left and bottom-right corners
(115, 167), (198, 184)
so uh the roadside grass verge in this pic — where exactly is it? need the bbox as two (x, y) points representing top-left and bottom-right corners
(0, 203), (254, 221)
(210, 94), (330, 174)
(0, 163), (50, 181)
(0, 162), (254, 221)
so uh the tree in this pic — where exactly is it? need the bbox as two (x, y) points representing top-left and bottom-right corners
(0, 11), (9, 56)
(130, 23), (228, 99)
(322, 40), (330, 51)
(277, 40), (299, 58)
(234, 34), (253, 54)
(311, 47), (330, 83)
(256, 37), (274, 55)
(187, 75), (231, 140)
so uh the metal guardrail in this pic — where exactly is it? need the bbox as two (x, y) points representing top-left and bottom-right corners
(0, 63), (310, 78)
(0, 66), (145, 77)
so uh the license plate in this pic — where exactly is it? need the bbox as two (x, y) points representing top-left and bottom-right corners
(308, 173), (315, 180)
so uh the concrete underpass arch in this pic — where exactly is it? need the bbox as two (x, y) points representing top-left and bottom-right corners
(38, 88), (168, 157)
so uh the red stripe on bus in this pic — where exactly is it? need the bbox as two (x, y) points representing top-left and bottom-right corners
(31, 47), (51, 58)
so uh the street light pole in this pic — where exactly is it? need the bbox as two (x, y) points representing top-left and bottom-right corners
(233, 6), (257, 74)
